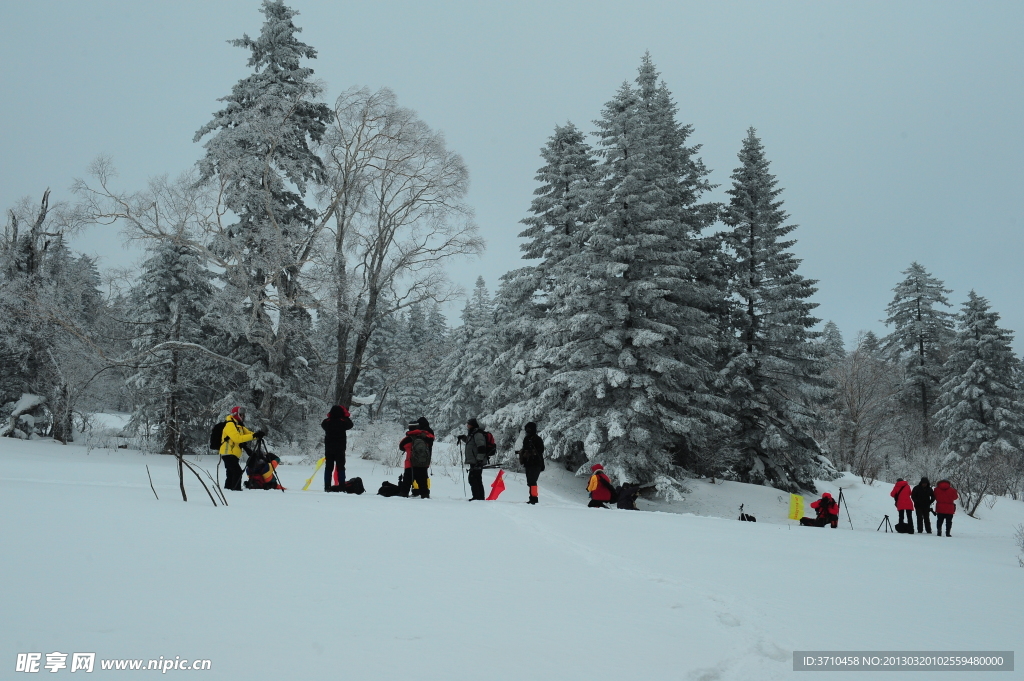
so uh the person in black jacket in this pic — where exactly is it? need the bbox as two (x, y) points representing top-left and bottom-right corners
(911, 476), (935, 534)
(617, 483), (641, 510)
(518, 422), (545, 505)
(321, 405), (354, 492)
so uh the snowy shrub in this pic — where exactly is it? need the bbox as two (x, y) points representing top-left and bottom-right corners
(1, 394), (50, 439)
(350, 421), (406, 466)
(652, 475), (688, 502)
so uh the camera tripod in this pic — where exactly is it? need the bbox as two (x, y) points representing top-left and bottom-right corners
(836, 487), (854, 529)
(877, 514), (894, 533)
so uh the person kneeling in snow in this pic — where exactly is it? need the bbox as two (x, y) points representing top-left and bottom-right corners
(245, 450), (282, 490)
(800, 492), (839, 528)
(586, 464), (614, 508)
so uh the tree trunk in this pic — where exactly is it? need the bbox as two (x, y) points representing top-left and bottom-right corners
(176, 454), (188, 502)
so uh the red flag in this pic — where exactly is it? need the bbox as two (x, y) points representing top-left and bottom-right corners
(486, 469), (506, 500)
(333, 467), (340, 487)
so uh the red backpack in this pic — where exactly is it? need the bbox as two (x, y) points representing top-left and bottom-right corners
(483, 431), (497, 458)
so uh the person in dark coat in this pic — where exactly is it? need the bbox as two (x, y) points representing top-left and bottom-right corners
(911, 477), (935, 534)
(459, 418), (488, 500)
(321, 405), (353, 492)
(933, 479), (959, 537)
(518, 422), (545, 505)
(399, 417), (435, 499)
(617, 483), (641, 510)
(890, 478), (915, 532)
(586, 464), (614, 508)
(800, 492), (839, 527)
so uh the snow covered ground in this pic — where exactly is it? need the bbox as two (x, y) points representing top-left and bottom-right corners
(3, 434), (1022, 680)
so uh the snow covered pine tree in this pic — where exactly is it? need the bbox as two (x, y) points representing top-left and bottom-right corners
(502, 55), (726, 484)
(883, 262), (956, 444)
(719, 128), (833, 492)
(485, 122), (599, 452)
(934, 291), (1024, 516)
(435, 277), (497, 437)
(193, 0), (331, 434)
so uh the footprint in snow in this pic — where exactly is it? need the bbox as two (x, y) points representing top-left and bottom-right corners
(716, 612), (740, 627)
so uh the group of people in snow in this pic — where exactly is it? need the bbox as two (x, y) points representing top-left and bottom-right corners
(889, 477), (959, 536)
(215, 404), (648, 508)
(216, 404), (560, 504)
(799, 477), (960, 536)
(219, 407), (965, 528)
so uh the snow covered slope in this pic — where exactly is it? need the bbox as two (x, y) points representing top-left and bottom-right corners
(2, 437), (1021, 680)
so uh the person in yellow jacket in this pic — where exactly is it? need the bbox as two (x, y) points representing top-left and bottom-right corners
(220, 406), (265, 490)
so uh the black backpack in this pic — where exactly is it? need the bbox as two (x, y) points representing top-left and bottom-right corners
(377, 480), (404, 497)
(411, 436), (432, 467)
(209, 421), (226, 450)
(345, 477), (365, 495)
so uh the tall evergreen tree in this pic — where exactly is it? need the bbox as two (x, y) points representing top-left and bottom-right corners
(435, 277), (496, 436)
(719, 128), (826, 492)
(934, 291), (1024, 515)
(821, 321), (845, 360)
(127, 237), (221, 455)
(502, 56), (725, 482)
(193, 0), (331, 431)
(486, 122), (599, 438)
(883, 262), (955, 442)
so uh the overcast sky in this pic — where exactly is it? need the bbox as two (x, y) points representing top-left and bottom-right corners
(2, 1), (1022, 347)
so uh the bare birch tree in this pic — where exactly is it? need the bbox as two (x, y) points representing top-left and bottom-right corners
(316, 87), (483, 406)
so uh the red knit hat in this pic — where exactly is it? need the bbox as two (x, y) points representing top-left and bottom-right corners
(230, 406), (245, 419)
(591, 463), (604, 472)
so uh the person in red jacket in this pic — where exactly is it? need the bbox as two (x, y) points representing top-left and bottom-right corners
(586, 464), (614, 508)
(398, 418), (434, 498)
(800, 492), (839, 528)
(933, 479), (959, 537)
(890, 478), (915, 532)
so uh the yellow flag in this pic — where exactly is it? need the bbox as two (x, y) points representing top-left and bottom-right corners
(788, 493), (804, 520)
(302, 457), (326, 491)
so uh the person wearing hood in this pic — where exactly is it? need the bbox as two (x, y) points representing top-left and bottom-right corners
(890, 478), (915, 532)
(399, 417), (435, 499)
(586, 464), (614, 508)
(933, 480), (959, 537)
(800, 492), (839, 527)
(517, 422), (545, 505)
(460, 418), (488, 501)
(220, 406), (264, 491)
(911, 477), (935, 534)
(321, 405), (354, 492)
